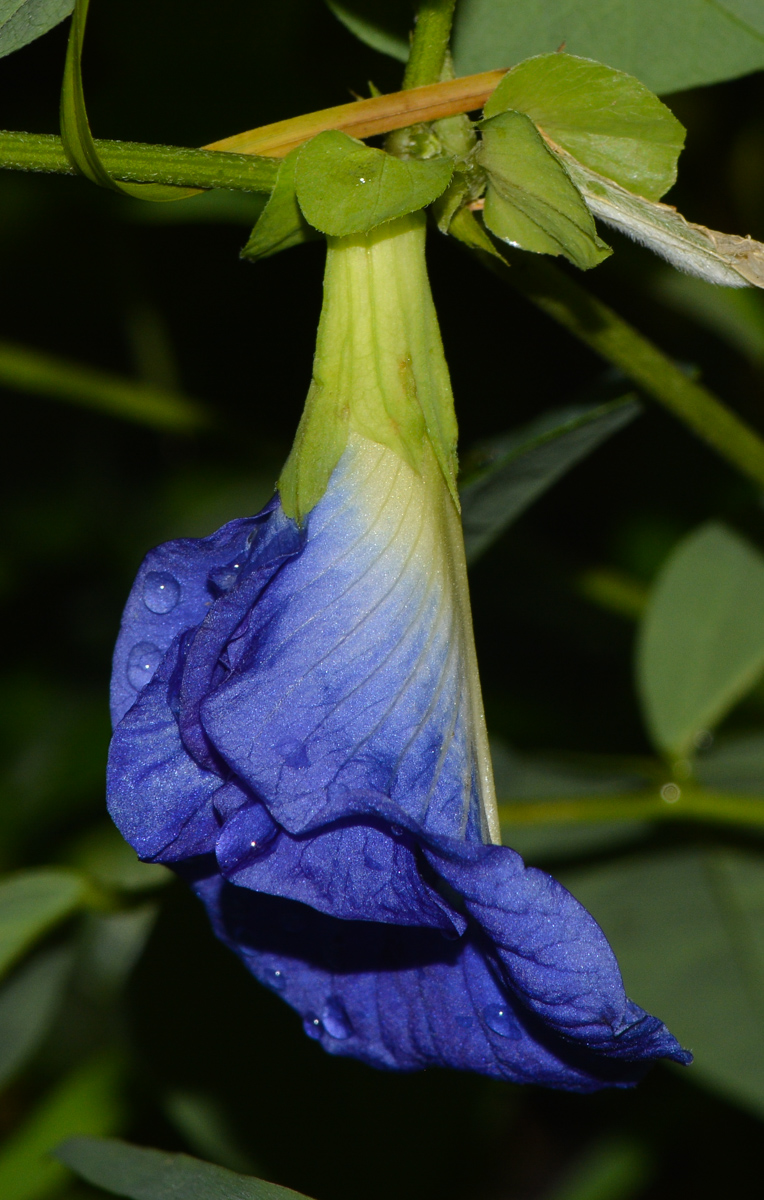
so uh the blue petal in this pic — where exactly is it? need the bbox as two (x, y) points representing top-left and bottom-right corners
(107, 438), (691, 1088)
(110, 502), (302, 729)
(215, 811), (462, 931)
(201, 438), (497, 843)
(189, 865), (689, 1091)
(107, 635), (221, 861)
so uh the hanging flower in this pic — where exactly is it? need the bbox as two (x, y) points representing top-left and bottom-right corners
(107, 213), (689, 1090)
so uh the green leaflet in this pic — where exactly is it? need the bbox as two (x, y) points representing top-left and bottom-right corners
(696, 731), (764, 793)
(637, 523), (764, 758)
(0, 1058), (124, 1200)
(0, 0), (73, 59)
(60, 0), (194, 201)
(483, 54), (685, 202)
(294, 130), (453, 237)
(654, 272), (764, 362)
(324, 0), (409, 61)
(0, 869), (87, 980)
(460, 396), (640, 565)
(0, 947), (73, 1089)
(478, 111), (611, 270)
(563, 847), (764, 1119)
(453, 0), (764, 96)
(56, 1136), (317, 1200)
(242, 148), (317, 262)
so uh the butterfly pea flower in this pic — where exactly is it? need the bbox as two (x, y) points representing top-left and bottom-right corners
(107, 213), (690, 1089)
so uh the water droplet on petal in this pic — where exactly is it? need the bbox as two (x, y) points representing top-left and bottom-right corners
(126, 642), (162, 690)
(277, 738), (310, 769)
(483, 1004), (522, 1040)
(208, 560), (243, 594)
(264, 967), (286, 992)
(142, 571), (180, 614)
(321, 996), (352, 1040)
(303, 1011), (323, 1039)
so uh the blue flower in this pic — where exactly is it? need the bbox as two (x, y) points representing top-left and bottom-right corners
(107, 432), (690, 1090)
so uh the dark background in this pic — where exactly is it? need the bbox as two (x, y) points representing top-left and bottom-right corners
(2, 3), (764, 1198)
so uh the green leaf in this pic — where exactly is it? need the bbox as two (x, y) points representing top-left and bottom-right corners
(478, 111), (611, 270)
(0, 1058), (124, 1200)
(294, 130), (453, 237)
(0, 0), (73, 59)
(562, 847), (764, 1117)
(460, 396), (640, 564)
(0, 947), (73, 1090)
(654, 272), (764, 363)
(163, 1090), (258, 1174)
(0, 869), (87, 980)
(68, 824), (171, 894)
(493, 740), (649, 863)
(483, 54), (685, 201)
(636, 522), (764, 758)
(0, 340), (209, 432)
(696, 732), (764, 793)
(544, 1137), (651, 1200)
(56, 1137), (317, 1200)
(324, 0), (410, 61)
(60, 0), (194, 202)
(242, 148), (317, 262)
(453, 1), (764, 96)
(562, 153), (764, 288)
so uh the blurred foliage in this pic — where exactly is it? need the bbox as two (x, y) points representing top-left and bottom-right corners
(3, 3), (764, 1200)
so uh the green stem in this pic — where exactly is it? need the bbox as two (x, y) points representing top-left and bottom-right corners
(0, 130), (278, 193)
(452, 210), (764, 491)
(387, 0), (457, 158)
(0, 339), (208, 431)
(498, 789), (764, 832)
(403, 0), (458, 90)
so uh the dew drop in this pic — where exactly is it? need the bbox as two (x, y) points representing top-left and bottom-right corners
(303, 1011), (323, 1039)
(208, 560), (243, 594)
(264, 967), (286, 992)
(142, 571), (180, 614)
(126, 642), (162, 690)
(321, 996), (352, 1040)
(483, 1004), (522, 1040)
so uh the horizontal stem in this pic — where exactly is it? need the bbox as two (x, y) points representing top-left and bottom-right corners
(205, 69), (506, 158)
(498, 789), (764, 832)
(0, 130), (278, 192)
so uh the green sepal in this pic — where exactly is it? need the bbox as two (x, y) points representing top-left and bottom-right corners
(483, 53), (685, 202)
(61, 0), (195, 202)
(294, 130), (454, 238)
(278, 212), (459, 523)
(478, 110), (611, 270)
(241, 148), (317, 262)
